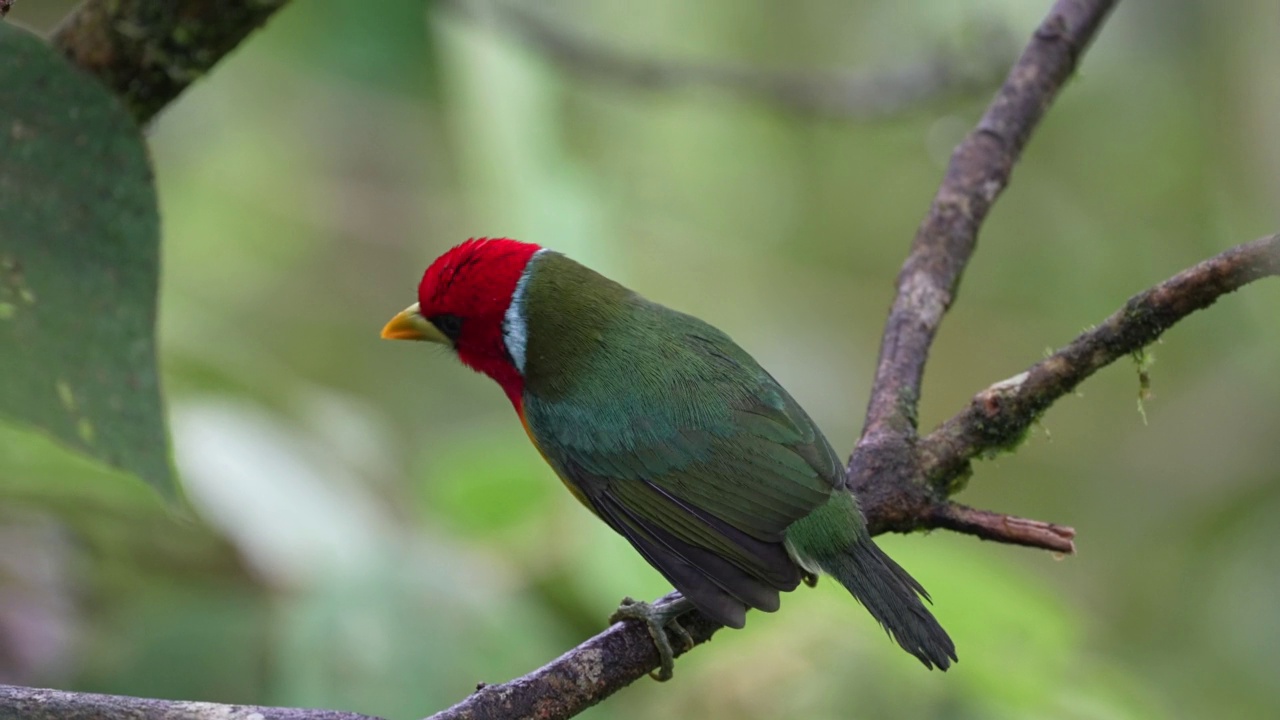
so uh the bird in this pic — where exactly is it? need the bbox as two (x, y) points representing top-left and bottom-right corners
(382, 237), (956, 679)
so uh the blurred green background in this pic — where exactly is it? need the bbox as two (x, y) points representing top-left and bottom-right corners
(3, 1), (1278, 718)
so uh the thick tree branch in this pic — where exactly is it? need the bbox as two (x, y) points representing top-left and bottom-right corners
(918, 234), (1280, 487)
(51, 0), (291, 124)
(0, 684), (385, 720)
(440, 0), (1013, 120)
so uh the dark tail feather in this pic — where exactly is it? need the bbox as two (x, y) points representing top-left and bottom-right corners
(827, 536), (957, 670)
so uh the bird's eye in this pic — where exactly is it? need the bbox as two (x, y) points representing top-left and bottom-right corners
(430, 313), (464, 342)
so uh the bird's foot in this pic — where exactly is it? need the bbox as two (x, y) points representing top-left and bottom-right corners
(609, 595), (696, 681)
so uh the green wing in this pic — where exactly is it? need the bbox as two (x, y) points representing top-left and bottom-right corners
(522, 306), (842, 628)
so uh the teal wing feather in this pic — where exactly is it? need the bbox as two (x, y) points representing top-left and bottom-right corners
(522, 303), (843, 628)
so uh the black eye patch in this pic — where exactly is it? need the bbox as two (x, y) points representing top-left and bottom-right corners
(429, 313), (464, 342)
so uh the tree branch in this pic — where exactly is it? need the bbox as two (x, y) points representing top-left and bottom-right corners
(857, 0), (1118, 444)
(846, 0), (1117, 551)
(0, 684), (385, 720)
(440, 0), (1014, 120)
(930, 503), (1077, 553)
(51, 0), (292, 124)
(424, 595), (721, 720)
(918, 234), (1280, 487)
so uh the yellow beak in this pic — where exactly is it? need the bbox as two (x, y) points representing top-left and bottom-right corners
(381, 303), (448, 343)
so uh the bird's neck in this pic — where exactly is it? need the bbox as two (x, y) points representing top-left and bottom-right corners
(494, 369), (526, 410)
(456, 348), (526, 410)
(518, 253), (637, 402)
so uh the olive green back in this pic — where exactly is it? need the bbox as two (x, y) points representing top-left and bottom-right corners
(520, 252), (842, 627)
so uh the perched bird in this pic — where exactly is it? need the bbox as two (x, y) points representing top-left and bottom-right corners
(383, 238), (956, 679)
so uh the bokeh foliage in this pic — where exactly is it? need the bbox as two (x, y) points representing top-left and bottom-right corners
(3, 1), (1278, 719)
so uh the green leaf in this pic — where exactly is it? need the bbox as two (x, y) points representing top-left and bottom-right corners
(0, 23), (172, 496)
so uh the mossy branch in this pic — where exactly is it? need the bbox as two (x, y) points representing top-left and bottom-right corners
(52, 0), (291, 124)
(919, 234), (1280, 490)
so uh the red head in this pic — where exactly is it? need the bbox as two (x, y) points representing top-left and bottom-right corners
(382, 238), (543, 406)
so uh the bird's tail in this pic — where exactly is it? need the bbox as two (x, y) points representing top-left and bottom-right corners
(787, 492), (957, 670)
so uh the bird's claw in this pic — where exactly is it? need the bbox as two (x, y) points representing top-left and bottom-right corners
(609, 596), (694, 681)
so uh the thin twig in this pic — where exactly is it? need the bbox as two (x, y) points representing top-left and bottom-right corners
(439, 0), (1014, 120)
(51, 0), (291, 124)
(931, 503), (1077, 553)
(919, 234), (1280, 487)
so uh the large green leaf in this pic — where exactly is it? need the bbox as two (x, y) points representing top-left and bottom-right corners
(0, 23), (172, 496)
